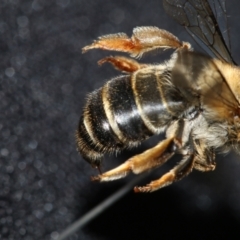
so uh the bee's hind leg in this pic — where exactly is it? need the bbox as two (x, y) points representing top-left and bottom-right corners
(82, 26), (190, 57)
(98, 56), (148, 73)
(91, 137), (179, 182)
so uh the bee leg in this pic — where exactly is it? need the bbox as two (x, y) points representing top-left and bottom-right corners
(98, 56), (148, 73)
(194, 152), (216, 171)
(194, 161), (216, 172)
(193, 140), (216, 172)
(134, 154), (195, 193)
(91, 137), (179, 182)
(82, 26), (191, 58)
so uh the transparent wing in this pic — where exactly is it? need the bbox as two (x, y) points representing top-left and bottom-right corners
(212, 0), (231, 52)
(162, 0), (235, 64)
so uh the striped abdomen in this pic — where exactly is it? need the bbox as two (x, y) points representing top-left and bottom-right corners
(76, 67), (188, 167)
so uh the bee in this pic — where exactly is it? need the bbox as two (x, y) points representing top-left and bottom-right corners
(76, 0), (240, 192)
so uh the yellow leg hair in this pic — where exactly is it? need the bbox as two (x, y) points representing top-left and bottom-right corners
(91, 137), (176, 182)
(134, 154), (195, 192)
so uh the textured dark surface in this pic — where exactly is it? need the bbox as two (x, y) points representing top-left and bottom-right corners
(1, 0), (240, 239)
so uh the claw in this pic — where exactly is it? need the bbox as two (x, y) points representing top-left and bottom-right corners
(134, 186), (152, 193)
(91, 175), (101, 181)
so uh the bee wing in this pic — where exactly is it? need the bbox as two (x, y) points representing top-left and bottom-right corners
(163, 0), (234, 64)
(212, 0), (231, 51)
(171, 51), (238, 121)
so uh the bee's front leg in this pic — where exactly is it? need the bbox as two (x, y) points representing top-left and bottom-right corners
(193, 139), (216, 172)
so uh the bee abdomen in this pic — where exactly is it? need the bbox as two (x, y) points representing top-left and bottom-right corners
(131, 68), (186, 133)
(77, 69), (187, 166)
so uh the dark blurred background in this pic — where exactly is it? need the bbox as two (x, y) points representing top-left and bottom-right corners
(1, 0), (240, 239)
